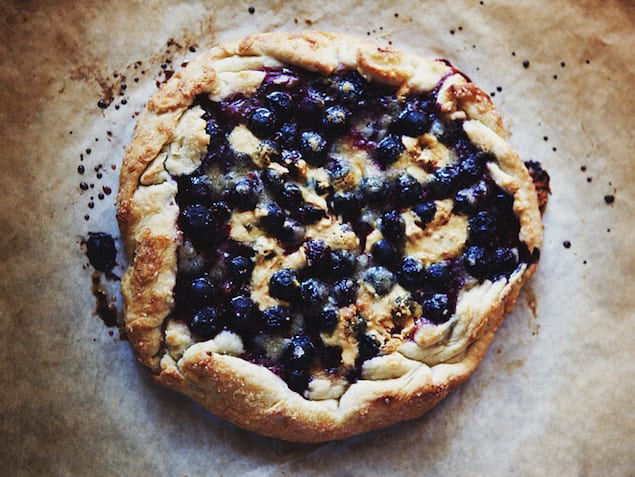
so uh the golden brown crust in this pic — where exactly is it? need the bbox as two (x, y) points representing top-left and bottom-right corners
(117, 31), (543, 441)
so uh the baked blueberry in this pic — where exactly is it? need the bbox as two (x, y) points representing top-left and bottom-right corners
(209, 201), (231, 224)
(492, 247), (518, 275)
(327, 159), (350, 185)
(329, 249), (356, 278)
(469, 211), (497, 245)
(300, 278), (330, 307)
(189, 306), (224, 339)
(372, 239), (399, 267)
(304, 239), (329, 272)
(230, 178), (260, 211)
(397, 256), (424, 290)
(330, 191), (362, 221)
(259, 202), (285, 233)
(186, 277), (217, 307)
(265, 91), (293, 118)
(262, 305), (292, 333)
(261, 167), (286, 193)
(284, 369), (310, 393)
(298, 88), (326, 119)
(249, 107), (278, 137)
(179, 204), (213, 242)
(278, 182), (304, 210)
(280, 335), (315, 369)
(421, 293), (451, 323)
(279, 217), (305, 248)
(394, 174), (423, 207)
(357, 334), (380, 361)
(315, 307), (339, 333)
(359, 175), (386, 204)
(364, 266), (395, 296)
(85, 232), (116, 273)
(178, 175), (212, 206)
(227, 296), (260, 332)
(424, 262), (450, 289)
(374, 135), (404, 168)
(453, 181), (491, 215)
(392, 107), (430, 137)
(413, 202), (436, 228)
(257, 139), (282, 163)
(430, 165), (460, 196)
(379, 210), (405, 243)
(322, 105), (350, 132)
(205, 117), (225, 145)
(276, 122), (299, 148)
(299, 131), (328, 165)
(269, 269), (300, 302)
(463, 245), (491, 279)
(227, 256), (254, 282)
(333, 278), (357, 306)
(459, 152), (486, 183)
(298, 204), (326, 225)
(336, 71), (366, 104)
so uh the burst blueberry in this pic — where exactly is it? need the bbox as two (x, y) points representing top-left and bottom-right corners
(178, 175), (212, 206)
(259, 202), (285, 234)
(358, 334), (380, 361)
(330, 190), (362, 221)
(298, 204), (326, 225)
(304, 239), (329, 271)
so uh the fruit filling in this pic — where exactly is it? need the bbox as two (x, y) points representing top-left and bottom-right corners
(165, 66), (538, 396)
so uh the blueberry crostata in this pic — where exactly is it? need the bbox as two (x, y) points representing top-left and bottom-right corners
(117, 32), (544, 442)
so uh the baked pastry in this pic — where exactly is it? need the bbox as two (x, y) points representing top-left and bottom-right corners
(117, 32), (543, 442)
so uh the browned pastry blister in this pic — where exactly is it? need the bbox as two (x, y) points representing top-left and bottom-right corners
(117, 32), (544, 442)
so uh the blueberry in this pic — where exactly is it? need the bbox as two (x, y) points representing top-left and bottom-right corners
(280, 149), (303, 171)
(265, 91), (293, 118)
(261, 167), (286, 194)
(380, 210), (405, 243)
(269, 269), (300, 302)
(179, 204), (213, 242)
(330, 190), (362, 221)
(372, 239), (399, 267)
(394, 174), (423, 207)
(278, 182), (304, 210)
(469, 211), (497, 245)
(280, 335), (315, 369)
(327, 159), (350, 185)
(178, 175), (212, 206)
(304, 239), (329, 271)
(205, 118), (225, 145)
(279, 218), (305, 248)
(333, 278), (357, 306)
(226, 296), (260, 332)
(186, 277), (217, 307)
(209, 201), (231, 224)
(314, 307), (339, 333)
(298, 88), (326, 119)
(262, 305), (292, 333)
(459, 152), (485, 183)
(227, 256), (254, 282)
(397, 256), (424, 290)
(322, 105), (350, 132)
(424, 262), (450, 289)
(189, 306), (224, 339)
(298, 204), (326, 225)
(392, 108), (430, 137)
(421, 293), (451, 323)
(336, 71), (366, 104)
(230, 178), (260, 211)
(364, 266), (395, 296)
(329, 249), (356, 277)
(374, 135), (404, 168)
(299, 131), (328, 165)
(413, 202), (436, 229)
(430, 165), (460, 196)
(276, 122), (299, 148)
(284, 368), (310, 393)
(453, 181), (491, 215)
(257, 139), (281, 163)
(259, 202), (285, 233)
(463, 245), (491, 279)
(249, 107), (278, 137)
(300, 278), (329, 306)
(492, 247), (518, 274)
(359, 175), (386, 203)
(358, 334), (380, 361)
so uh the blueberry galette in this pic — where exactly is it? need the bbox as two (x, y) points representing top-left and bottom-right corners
(117, 32), (544, 442)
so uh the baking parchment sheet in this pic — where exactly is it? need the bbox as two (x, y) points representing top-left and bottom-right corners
(1, 1), (634, 475)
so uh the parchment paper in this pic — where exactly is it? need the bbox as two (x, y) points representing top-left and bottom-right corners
(1, 1), (634, 475)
